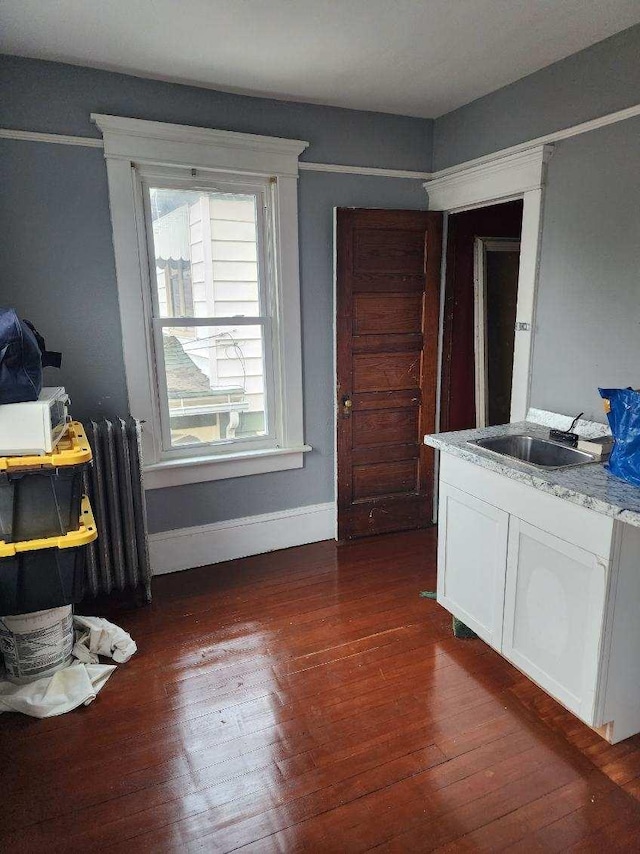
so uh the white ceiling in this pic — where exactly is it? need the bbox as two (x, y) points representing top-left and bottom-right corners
(2, 0), (639, 118)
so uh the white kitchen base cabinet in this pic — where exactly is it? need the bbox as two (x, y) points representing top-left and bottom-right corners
(503, 519), (607, 725)
(437, 452), (640, 743)
(437, 483), (508, 651)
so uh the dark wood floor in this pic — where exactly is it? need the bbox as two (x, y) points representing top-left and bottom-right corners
(3, 529), (640, 852)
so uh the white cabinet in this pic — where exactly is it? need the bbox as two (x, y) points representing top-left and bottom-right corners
(435, 452), (640, 742)
(502, 519), (607, 725)
(437, 483), (508, 650)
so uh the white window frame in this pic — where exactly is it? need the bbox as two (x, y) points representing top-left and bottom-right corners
(140, 167), (279, 459)
(92, 114), (310, 489)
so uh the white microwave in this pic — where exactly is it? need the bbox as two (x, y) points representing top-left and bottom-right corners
(0, 387), (70, 456)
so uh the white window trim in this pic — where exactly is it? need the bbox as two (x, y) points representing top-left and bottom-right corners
(92, 113), (311, 489)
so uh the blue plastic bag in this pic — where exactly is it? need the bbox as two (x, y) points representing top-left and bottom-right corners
(599, 388), (640, 488)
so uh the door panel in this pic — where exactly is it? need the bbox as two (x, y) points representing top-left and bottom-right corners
(352, 409), (419, 447)
(354, 294), (424, 334)
(353, 459), (418, 500)
(353, 351), (421, 392)
(336, 208), (442, 540)
(352, 273), (425, 293)
(503, 519), (607, 724)
(352, 444), (419, 466)
(436, 482), (509, 650)
(352, 333), (424, 354)
(354, 228), (426, 272)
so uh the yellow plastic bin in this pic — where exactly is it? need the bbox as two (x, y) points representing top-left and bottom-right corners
(0, 421), (93, 543)
(0, 495), (97, 616)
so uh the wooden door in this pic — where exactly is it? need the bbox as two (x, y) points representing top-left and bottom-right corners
(436, 481), (509, 651)
(336, 208), (442, 540)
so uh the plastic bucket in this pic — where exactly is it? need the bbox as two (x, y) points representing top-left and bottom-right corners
(0, 605), (74, 684)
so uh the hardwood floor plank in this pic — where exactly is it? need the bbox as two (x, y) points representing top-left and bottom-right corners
(3, 529), (640, 852)
(431, 772), (617, 852)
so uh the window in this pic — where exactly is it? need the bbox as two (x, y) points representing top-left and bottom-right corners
(93, 115), (310, 488)
(145, 175), (273, 453)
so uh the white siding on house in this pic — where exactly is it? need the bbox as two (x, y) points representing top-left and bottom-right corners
(214, 282), (260, 302)
(213, 220), (256, 241)
(211, 241), (257, 262)
(207, 195), (263, 413)
(212, 261), (258, 281)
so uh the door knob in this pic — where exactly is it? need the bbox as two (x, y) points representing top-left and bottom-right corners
(342, 395), (353, 417)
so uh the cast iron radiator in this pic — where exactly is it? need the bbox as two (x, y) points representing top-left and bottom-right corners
(82, 418), (152, 603)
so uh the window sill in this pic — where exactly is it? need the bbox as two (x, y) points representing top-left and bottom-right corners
(143, 445), (312, 490)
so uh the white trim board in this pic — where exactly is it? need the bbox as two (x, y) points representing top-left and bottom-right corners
(0, 127), (428, 178)
(424, 144), (554, 211)
(94, 115), (308, 487)
(149, 502), (335, 575)
(299, 161), (431, 180)
(144, 445), (312, 489)
(92, 113), (309, 176)
(0, 128), (105, 148)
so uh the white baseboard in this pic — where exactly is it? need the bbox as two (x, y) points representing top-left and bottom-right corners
(149, 502), (336, 575)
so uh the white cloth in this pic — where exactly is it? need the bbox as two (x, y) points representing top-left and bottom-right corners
(0, 614), (136, 718)
(0, 662), (116, 717)
(72, 615), (137, 664)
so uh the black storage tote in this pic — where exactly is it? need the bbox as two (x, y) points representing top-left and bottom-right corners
(0, 495), (97, 616)
(0, 421), (92, 543)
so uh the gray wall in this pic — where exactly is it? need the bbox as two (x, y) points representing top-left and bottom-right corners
(0, 140), (127, 419)
(1, 55), (432, 171)
(432, 24), (640, 427)
(433, 24), (640, 170)
(529, 118), (640, 423)
(0, 56), (432, 533)
(2, 26), (638, 533)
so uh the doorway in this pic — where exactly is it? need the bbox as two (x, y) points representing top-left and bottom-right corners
(474, 237), (521, 426)
(440, 200), (523, 432)
(335, 208), (442, 540)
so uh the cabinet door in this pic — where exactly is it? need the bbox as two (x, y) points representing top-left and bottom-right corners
(437, 483), (509, 650)
(503, 519), (607, 725)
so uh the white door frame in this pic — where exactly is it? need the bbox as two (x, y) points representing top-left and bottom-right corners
(424, 144), (554, 423)
(473, 237), (521, 427)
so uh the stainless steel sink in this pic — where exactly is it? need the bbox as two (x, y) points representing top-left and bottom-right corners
(468, 434), (597, 469)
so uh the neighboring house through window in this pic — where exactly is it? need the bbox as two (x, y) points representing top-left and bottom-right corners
(93, 115), (310, 488)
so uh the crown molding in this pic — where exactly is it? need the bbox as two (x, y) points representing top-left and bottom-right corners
(90, 114), (308, 156)
(90, 113), (309, 177)
(299, 161), (431, 179)
(2, 100), (639, 182)
(424, 144), (554, 211)
(432, 102), (640, 180)
(0, 128), (104, 148)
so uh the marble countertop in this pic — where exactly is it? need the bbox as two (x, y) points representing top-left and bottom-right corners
(424, 419), (640, 528)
